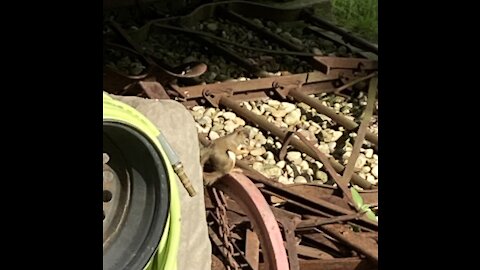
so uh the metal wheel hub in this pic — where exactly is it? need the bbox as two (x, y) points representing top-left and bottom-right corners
(103, 152), (131, 249)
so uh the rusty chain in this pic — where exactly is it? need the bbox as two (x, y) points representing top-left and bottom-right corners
(212, 187), (240, 270)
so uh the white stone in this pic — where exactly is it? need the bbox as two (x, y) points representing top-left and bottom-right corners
(250, 147), (266, 156)
(266, 159), (276, 165)
(195, 123), (210, 134)
(278, 175), (290, 184)
(252, 162), (264, 171)
(355, 154), (367, 170)
(362, 166), (371, 173)
(297, 102), (311, 111)
(365, 149), (374, 158)
(211, 123), (224, 132)
(248, 128), (258, 139)
(331, 131), (343, 142)
(276, 160), (286, 169)
(284, 109), (301, 125)
(308, 126), (319, 134)
(271, 108), (288, 118)
(318, 143), (330, 155)
(209, 130), (220, 140)
(275, 142), (282, 149)
(300, 160), (309, 171)
(286, 151), (302, 164)
(222, 112), (236, 120)
(366, 174), (376, 184)
(263, 165), (283, 178)
(321, 130), (333, 142)
(314, 161), (324, 169)
(280, 102), (296, 113)
(204, 108), (217, 117)
(198, 116), (212, 126)
(223, 120), (238, 133)
(233, 117), (246, 126)
(267, 100), (281, 108)
(279, 122), (289, 128)
(191, 106), (205, 112)
(243, 102), (253, 111)
(286, 165), (294, 176)
(191, 110), (204, 120)
(264, 151), (275, 160)
(371, 165), (378, 178)
(294, 176), (308, 183)
(315, 171), (328, 183)
(328, 142), (336, 152)
(319, 114), (332, 123)
(254, 133), (267, 145)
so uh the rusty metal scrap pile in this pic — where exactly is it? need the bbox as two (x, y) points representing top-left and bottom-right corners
(103, 1), (378, 269)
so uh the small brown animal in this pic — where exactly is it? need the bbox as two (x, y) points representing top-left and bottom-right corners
(200, 128), (250, 186)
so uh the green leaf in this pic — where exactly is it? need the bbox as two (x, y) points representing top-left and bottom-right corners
(350, 187), (364, 208)
(365, 209), (377, 222)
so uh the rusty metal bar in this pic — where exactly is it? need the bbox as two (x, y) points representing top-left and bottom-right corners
(321, 224), (378, 264)
(313, 56), (378, 75)
(340, 77), (377, 188)
(245, 229), (260, 270)
(180, 79), (341, 107)
(259, 257), (377, 270)
(259, 188), (376, 232)
(176, 71), (335, 99)
(301, 233), (351, 257)
(335, 72), (377, 94)
(296, 244), (334, 260)
(287, 87), (378, 146)
(297, 212), (365, 229)
(285, 185), (377, 206)
(218, 95), (375, 189)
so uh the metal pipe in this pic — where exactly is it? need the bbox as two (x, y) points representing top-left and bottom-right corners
(288, 88), (378, 146)
(219, 96), (375, 189)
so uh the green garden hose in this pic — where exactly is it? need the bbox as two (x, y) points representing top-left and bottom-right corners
(103, 93), (181, 270)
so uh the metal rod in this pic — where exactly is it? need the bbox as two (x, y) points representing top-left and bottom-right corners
(219, 95), (375, 189)
(288, 88), (378, 146)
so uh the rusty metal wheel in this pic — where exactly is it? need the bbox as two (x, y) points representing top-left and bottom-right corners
(211, 173), (290, 270)
(103, 122), (170, 270)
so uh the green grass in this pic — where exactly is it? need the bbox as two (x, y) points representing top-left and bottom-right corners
(331, 0), (378, 43)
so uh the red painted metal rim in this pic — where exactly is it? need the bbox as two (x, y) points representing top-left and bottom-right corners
(215, 172), (289, 270)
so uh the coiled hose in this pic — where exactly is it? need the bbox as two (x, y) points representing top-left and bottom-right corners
(103, 93), (180, 270)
